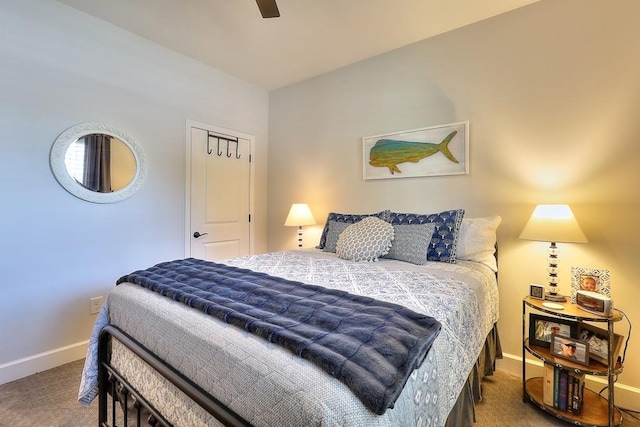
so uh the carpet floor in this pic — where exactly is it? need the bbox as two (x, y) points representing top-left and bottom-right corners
(475, 371), (639, 427)
(0, 360), (637, 426)
(0, 360), (95, 427)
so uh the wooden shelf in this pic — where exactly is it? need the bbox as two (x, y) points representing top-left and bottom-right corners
(524, 297), (623, 323)
(525, 377), (622, 427)
(524, 339), (623, 376)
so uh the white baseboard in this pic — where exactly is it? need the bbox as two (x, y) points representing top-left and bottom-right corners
(0, 340), (89, 385)
(497, 351), (640, 412)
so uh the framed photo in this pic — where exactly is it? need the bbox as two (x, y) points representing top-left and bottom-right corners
(577, 323), (623, 366)
(570, 266), (611, 303)
(362, 121), (469, 180)
(529, 283), (545, 300)
(529, 313), (577, 348)
(551, 335), (590, 366)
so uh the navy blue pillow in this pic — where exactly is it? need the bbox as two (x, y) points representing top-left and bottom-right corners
(386, 209), (465, 263)
(317, 210), (390, 249)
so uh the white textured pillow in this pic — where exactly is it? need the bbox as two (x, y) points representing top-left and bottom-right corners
(336, 217), (394, 262)
(456, 216), (502, 272)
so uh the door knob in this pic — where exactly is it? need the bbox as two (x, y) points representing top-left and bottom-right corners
(193, 231), (208, 238)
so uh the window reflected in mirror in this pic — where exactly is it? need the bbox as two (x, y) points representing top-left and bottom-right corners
(64, 134), (136, 193)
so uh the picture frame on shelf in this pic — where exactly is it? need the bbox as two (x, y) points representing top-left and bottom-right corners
(529, 313), (577, 348)
(529, 283), (545, 300)
(551, 335), (590, 366)
(570, 266), (611, 303)
(577, 323), (624, 366)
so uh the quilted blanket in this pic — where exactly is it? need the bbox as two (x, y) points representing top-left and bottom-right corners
(115, 258), (441, 415)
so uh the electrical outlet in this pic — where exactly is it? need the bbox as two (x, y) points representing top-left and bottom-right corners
(90, 296), (104, 315)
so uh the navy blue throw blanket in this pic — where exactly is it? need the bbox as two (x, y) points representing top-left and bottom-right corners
(117, 258), (441, 415)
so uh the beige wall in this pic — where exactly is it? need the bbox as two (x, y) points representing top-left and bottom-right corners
(268, 0), (640, 407)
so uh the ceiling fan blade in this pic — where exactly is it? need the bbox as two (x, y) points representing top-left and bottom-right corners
(256, 0), (280, 18)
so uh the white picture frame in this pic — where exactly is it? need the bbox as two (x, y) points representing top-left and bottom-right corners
(570, 266), (611, 303)
(362, 121), (469, 180)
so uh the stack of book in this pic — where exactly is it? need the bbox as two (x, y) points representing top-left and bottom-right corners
(543, 363), (586, 414)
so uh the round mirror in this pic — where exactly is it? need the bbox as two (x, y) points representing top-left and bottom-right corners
(50, 122), (147, 203)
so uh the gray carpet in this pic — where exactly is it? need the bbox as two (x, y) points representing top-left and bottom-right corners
(0, 360), (95, 427)
(0, 360), (637, 426)
(476, 371), (640, 427)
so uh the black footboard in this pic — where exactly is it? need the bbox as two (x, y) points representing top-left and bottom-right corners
(97, 324), (500, 426)
(98, 325), (252, 427)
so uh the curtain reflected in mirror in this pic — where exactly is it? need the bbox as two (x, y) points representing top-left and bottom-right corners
(64, 134), (135, 193)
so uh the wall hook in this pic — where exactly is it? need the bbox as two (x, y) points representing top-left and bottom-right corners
(235, 140), (241, 159)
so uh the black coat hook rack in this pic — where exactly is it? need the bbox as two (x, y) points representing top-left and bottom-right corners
(207, 133), (240, 159)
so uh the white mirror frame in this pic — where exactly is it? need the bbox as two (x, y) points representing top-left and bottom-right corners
(50, 122), (148, 203)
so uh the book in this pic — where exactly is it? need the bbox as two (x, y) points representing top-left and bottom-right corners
(542, 365), (585, 413)
(558, 370), (568, 411)
(570, 372), (585, 415)
(567, 372), (574, 411)
(553, 366), (561, 408)
(543, 363), (554, 406)
(542, 363), (585, 415)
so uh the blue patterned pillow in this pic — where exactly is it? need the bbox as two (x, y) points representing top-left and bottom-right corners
(386, 209), (465, 263)
(317, 210), (390, 249)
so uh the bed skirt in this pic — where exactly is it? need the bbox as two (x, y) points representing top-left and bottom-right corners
(445, 323), (502, 427)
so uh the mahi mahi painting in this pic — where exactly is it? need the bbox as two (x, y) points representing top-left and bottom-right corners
(369, 131), (459, 174)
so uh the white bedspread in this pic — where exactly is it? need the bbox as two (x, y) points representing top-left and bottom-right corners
(80, 250), (498, 426)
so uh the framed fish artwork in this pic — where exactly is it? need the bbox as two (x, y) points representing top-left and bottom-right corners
(362, 121), (469, 180)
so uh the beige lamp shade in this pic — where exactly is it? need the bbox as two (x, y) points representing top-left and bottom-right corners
(519, 204), (587, 243)
(284, 203), (316, 227)
(520, 204), (587, 302)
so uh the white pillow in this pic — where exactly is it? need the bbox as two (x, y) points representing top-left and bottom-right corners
(456, 216), (502, 272)
(336, 217), (394, 262)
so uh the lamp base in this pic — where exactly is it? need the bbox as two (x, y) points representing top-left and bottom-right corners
(297, 227), (303, 249)
(544, 292), (567, 302)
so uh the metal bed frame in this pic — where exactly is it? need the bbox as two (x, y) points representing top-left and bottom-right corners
(97, 323), (500, 427)
(98, 325), (251, 427)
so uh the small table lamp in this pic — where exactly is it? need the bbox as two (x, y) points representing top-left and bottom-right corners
(519, 204), (588, 302)
(284, 203), (316, 249)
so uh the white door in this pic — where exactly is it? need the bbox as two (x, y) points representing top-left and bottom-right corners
(186, 124), (252, 261)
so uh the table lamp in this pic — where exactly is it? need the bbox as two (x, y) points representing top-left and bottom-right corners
(519, 204), (588, 302)
(284, 203), (316, 249)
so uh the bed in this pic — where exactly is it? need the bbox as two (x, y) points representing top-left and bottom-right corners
(79, 211), (502, 427)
